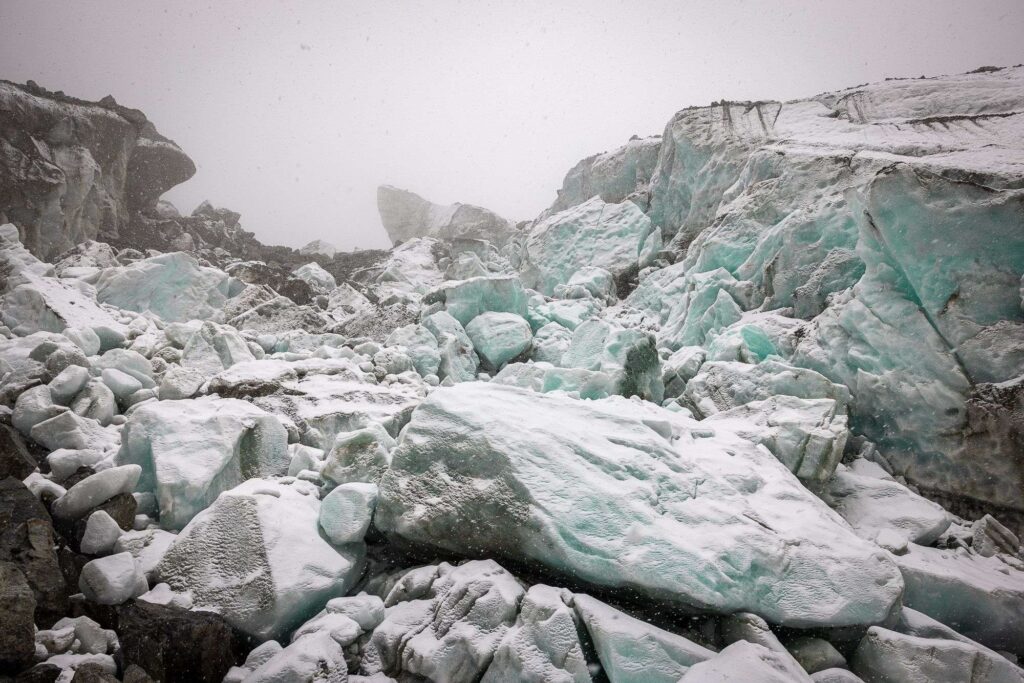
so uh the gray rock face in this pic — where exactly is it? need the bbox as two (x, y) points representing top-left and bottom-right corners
(0, 477), (67, 624)
(377, 185), (516, 245)
(0, 561), (36, 670)
(0, 80), (194, 260)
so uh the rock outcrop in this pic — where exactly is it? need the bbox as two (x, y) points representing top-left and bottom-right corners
(0, 80), (195, 260)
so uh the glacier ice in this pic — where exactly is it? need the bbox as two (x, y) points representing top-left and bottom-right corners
(521, 197), (653, 296)
(377, 382), (902, 627)
(158, 478), (365, 640)
(116, 396), (289, 529)
(482, 585), (591, 683)
(464, 311), (532, 370)
(574, 593), (713, 682)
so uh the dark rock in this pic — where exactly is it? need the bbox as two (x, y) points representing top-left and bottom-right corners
(117, 601), (253, 683)
(0, 79), (193, 260)
(14, 663), (61, 683)
(69, 664), (118, 683)
(0, 478), (67, 624)
(121, 665), (156, 683)
(68, 595), (119, 631)
(0, 425), (35, 480)
(125, 123), (196, 214)
(60, 467), (97, 490)
(0, 562), (35, 672)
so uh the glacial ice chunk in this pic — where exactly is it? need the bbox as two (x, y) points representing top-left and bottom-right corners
(116, 396), (289, 529)
(465, 311), (533, 370)
(376, 382), (903, 627)
(158, 478), (365, 640)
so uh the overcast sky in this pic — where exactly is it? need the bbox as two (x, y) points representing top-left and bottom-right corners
(2, 1), (1023, 251)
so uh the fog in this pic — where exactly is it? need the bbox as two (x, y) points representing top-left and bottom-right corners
(2, 0), (1023, 251)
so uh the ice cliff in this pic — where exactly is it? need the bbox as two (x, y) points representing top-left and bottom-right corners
(0, 67), (1022, 683)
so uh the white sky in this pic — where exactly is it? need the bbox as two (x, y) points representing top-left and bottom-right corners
(2, 1), (1023, 250)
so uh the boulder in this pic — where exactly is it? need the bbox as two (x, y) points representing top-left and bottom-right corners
(116, 396), (289, 530)
(574, 593), (712, 682)
(521, 196), (653, 295)
(116, 601), (251, 683)
(376, 383), (903, 628)
(158, 479), (365, 640)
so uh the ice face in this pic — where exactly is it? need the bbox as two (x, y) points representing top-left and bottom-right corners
(520, 197), (654, 296)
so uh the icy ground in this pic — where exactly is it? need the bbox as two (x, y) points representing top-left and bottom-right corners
(0, 66), (1023, 682)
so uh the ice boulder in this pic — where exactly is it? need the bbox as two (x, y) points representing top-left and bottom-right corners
(520, 196), (654, 295)
(562, 319), (663, 401)
(180, 321), (256, 377)
(376, 382), (903, 628)
(321, 426), (396, 486)
(0, 274), (127, 351)
(244, 631), (348, 683)
(821, 464), (951, 546)
(678, 640), (812, 682)
(78, 552), (148, 605)
(702, 395), (849, 487)
(377, 185), (516, 245)
(291, 262), (336, 292)
(91, 251), (238, 322)
(683, 359), (851, 418)
(574, 593), (713, 682)
(299, 239), (338, 259)
(385, 324), (441, 377)
(422, 310), (479, 383)
(465, 311), (533, 370)
(116, 396), (289, 530)
(851, 626), (1024, 683)
(360, 560), (524, 681)
(252, 373), (423, 450)
(158, 478), (365, 640)
(482, 585), (591, 683)
(51, 465), (142, 521)
(893, 543), (1024, 657)
(425, 275), (529, 327)
(319, 482), (378, 545)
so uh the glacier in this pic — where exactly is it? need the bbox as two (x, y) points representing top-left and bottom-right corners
(1, 67), (1023, 682)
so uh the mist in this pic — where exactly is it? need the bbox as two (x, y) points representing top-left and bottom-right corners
(2, 0), (1023, 251)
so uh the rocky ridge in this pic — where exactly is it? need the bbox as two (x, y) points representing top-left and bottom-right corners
(0, 67), (1022, 682)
